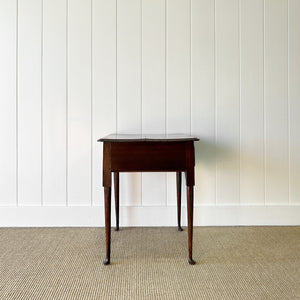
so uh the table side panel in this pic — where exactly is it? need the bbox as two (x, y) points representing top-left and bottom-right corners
(185, 141), (195, 186)
(103, 142), (112, 187)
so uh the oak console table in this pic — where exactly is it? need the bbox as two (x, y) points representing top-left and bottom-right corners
(98, 134), (199, 265)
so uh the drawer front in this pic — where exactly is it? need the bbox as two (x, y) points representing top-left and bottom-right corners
(111, 142), (187, 172)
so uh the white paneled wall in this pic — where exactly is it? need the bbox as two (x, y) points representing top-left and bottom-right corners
(43, 0), (67, 206)
(0, 0), (300, 226)
(290, 0), (300, 205)
(215, 0), (240, 205)
(240, 0), (264, 205)
(265, 0), (289, 205)
(67, 0), (92, 206)
(0, 0), (17, 206)
(18, 0), (42, 206)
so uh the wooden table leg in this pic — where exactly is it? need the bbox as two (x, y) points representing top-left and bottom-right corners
(104, 186), (111, 265)
(176, 172), (183, 231)
(114, 172), (119, 231)
(187, 186), (195, 265)
(103, 142), (112, 265)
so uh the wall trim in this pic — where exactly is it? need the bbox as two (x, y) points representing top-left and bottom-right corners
(0, 205), (299, 227)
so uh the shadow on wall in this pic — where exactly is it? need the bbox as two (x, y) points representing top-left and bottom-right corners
(194, 139), (234, 166)
(193, 138), (294, 204)
(195, 138), (266, 172)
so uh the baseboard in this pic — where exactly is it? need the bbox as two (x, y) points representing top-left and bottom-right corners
(0, 205), (299, 227)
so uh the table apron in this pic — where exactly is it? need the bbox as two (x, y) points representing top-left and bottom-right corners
(110, 142), (188, 172)
(111, 168), (186, 172)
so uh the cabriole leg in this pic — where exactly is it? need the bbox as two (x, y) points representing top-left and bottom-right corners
(104, 186), (111, 265)
(114, 172), (119, 231)
(187, 186), (195, 265)
(176, 172), (183, 231)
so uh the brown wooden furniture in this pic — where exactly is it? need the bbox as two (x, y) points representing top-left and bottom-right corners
(98, 134), (199, 265)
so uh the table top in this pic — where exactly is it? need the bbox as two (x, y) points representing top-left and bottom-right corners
(98, 134), (199, 142)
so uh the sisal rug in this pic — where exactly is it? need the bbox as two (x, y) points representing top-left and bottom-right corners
(0, 226), (299, 299)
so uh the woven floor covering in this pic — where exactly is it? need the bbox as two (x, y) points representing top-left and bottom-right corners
(0, 226), (299, 300)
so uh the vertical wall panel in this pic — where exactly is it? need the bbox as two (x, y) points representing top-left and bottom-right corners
(215, 0), (240, 204)
(240, 0), (264, 204)
(166, 0), (190, 207)
(68, 0), (92, 206)
(18, 0), (42, 206)
(166, 0), (190, 134)
(92, 0), (116, 206)
(43, 0), (67, 206)
(289, 0), (300, 204)
(191, 0), (215, 205)
(0, 0), (17, 206)
(265, 0), (289, 204)
(142, 0), (166, 206)
(117, 0), (142, 206)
